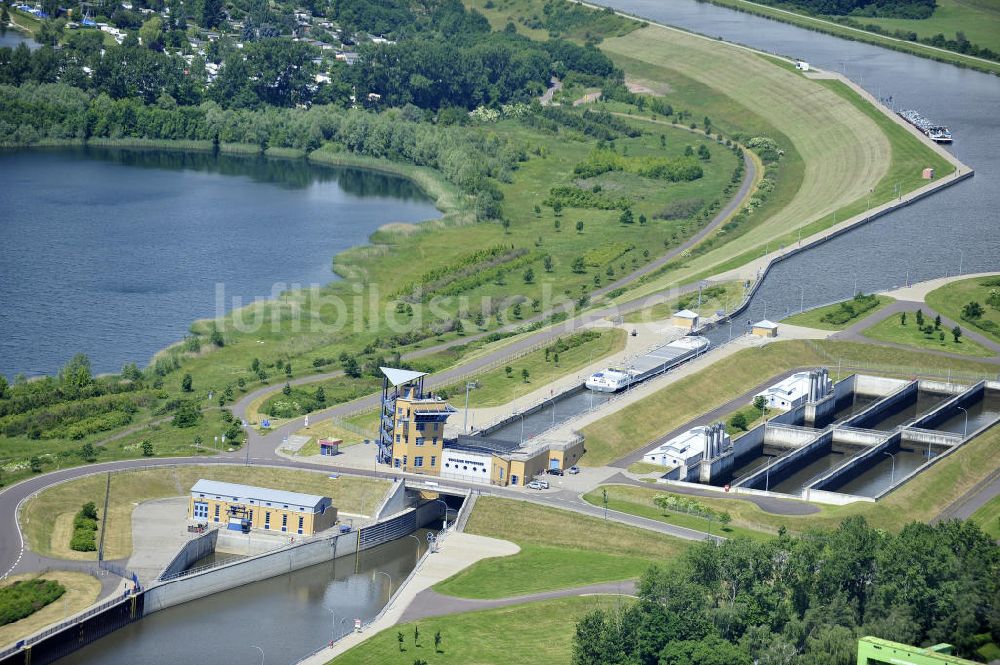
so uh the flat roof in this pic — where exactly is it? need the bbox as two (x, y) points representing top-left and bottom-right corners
(449, 435), (522, 456)
(754, 319), (779, 329)
(191, 479), (328, 510)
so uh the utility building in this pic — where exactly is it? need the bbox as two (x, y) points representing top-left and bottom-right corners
(188, 480), (337, 536)
(644, 423), (729, 480)
(671, 309), (700, 330)
(378, 367), (456, 475)
(755, 369), (832, 410)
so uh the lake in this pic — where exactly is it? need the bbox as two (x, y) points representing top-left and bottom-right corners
(0, 148), (441, 378)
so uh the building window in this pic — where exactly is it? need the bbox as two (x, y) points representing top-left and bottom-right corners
(214, 504), (220, 522)
(193, 501), (208, 519)
(415, 437), (425, 446)
(395, 434), (401, 443)
(511, 475), (519, 486)
(416, 422), (425, 431)
(403, 455), (407, 466)
(430, 456), (436, 467)
(414, 456), (424, 468)
(298, 516), (304, 534)
(394, 458), (401, 468)
(265, 512), (271, 529)
(499, 468), (505, 479)
(281, 514), (288, 532)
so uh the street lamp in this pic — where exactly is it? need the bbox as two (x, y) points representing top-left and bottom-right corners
(463, 381), (478, 433)
(883, 451), (896, 486)
(518, 412), (526, 445)
(602, 488), (608, 520)
(764, 456), (774, 492)
(956, 406), (969, 438)
(375, 571), (392, 598)
(250, 645), (264, 665)
(435, 499), (449, 530)
(408, 534), (422, 563)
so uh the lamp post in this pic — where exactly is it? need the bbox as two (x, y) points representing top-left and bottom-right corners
(435, 499), (449, 530)
(602, 488), (608, 520)
(883, 451), (896, 486)
(375, 571), (392, 598)
(250, 645), (264, 665)
(463, 381), (478, 433)
(518, 412), (526, 445)
(408, 534), (421, 563)
(764, 456), (774, 492)
(956, 406), (969, 438)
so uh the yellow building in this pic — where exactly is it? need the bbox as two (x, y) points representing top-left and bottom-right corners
(752, 319), (779, 337)
(378, 367), (456, 476)
(188, 479), (338, 536)
(443, 435), (586, 487)
(671, 309), (700, 330)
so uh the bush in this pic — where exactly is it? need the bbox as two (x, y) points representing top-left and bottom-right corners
(653, 197), (705, 220)
(820, 293), (880, 325)
(0, 579), (66, 627)
(69, 502), (99, 552)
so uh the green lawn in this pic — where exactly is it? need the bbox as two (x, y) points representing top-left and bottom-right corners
(925, 275), (1000, 345)
(327, 595), (624, 665)
(623, 281), (745, 324)
(580, 339), (1000, 467)
(582, 486), (773, 541)
(21, 466), (388, 560)
(970, 493), (1000, 540)
(440, 328), (626, 408)
(0, 571), (100, 650)
(782, 295), (893, 330)
(862, 314), (993, 357)
(434, 497), (688, 599)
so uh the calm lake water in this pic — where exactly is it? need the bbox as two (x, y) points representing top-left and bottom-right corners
(0, 148), (441, 378)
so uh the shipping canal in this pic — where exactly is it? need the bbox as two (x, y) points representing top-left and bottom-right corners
(57, 534), (428, 665)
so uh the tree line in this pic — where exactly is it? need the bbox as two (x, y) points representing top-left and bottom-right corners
(573, 516), (998, 665)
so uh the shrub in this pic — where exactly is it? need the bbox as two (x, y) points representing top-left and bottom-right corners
(69, 502), (99, 552)
(0, 579), (66, 627)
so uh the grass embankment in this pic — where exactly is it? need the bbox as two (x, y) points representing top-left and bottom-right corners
(782, 294), (893, 330)
(970, 493), (1000, 540)
(589, 417), (1000, 536)
(861, 0), (1000, 58)
(327, 595), (624, 665)
(0, 572), (100, 649)
(21, 466), (388, 561)
(582, 487), (771, 541)
(434, 497), (688, 599)
(693, 0), (1000, 75)
(290, 419), (375, 455)
(926, 275), (1000, 345)
(440, 329), (626, 408)
(862, 314), (993, 357)
(580, 339), (1000, 466)
(622, 281), (744, 323)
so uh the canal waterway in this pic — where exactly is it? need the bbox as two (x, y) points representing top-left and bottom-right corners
(57, 534), (428, 665)
(596, 0), (1000, 328)
(0, 148), (441, 378)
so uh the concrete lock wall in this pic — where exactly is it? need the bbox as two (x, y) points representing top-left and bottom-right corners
(854, 375), (909, 397)
(843, 381), (917, 429)
(374, 479), (408, 519)
(765, 424), (822, 449)
(911, 381), (985, 431)
(831, 427), (889, 447)
(737, 430), (833, 490)
(159, 528), (219, 580)
(145, 502), (441, 615)
(809, 431), (902, 492)
(919, 379), (971, 395)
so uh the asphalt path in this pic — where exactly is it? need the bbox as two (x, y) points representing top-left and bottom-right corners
(398, 580), (638, 623)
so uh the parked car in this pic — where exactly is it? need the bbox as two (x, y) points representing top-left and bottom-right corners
(527, 480), (546, 490)
(546, 468), (564, 476)
(567, 466), (580, 475)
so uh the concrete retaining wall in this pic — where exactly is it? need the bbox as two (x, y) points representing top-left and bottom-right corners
(842, 381), (916, 429)
(832, 427), (890, 447)
(145, 501), (442, 614)
(159, 529), (218, 580)
(854, 375), (909, 397)
(808, 431), (901, 493)
(736, 430), (832, 490)
(911, 381), (985, 430)
(919, 379), (970, 395)
(765, 423), (822, 449)
(374, 479), (408, 519)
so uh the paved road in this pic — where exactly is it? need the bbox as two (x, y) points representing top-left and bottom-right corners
(934, 468), (1000, 523)
(398, 580), (638, 623)
(831, 299), (1000, 364)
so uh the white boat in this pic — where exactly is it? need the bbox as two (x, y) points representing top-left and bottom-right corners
(585, 336), (710, 393)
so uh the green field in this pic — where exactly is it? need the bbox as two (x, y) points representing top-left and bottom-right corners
(782, 295), (893, 330)
(0, 572), (100, 649)
(925, 275), (1000, 344)
(970, 493), (1000, 540)
(580, 339), (1000, 466)
(440, 329), (626, 408)
(21, 466), (387, 560)
(582, 486), (771, 541)
(862, 313), (993, 357)
(434, 497), (688, 598)
(327, 595), (624, 665)
(860, 0), (1000, 55)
